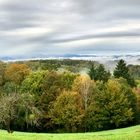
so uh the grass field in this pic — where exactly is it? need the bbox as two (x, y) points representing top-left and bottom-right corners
(0, 125), (140, 140)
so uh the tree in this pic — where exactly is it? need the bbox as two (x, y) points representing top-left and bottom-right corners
(48, 91), (84, 132)
(0, 93), (41, 133)
(105, 80), (135, 127)
(84, 79), (135, 131)
(39, 71), (63, 112)
(0, 93), (20, 133)
(88, 64), (110, 82)
(60, 71), (77, 90)
(96, 64), (110, 82)
(72, 75), (95, 132)
(4, 63), (30, 94)
(72, 75), (94, 110)
(5, 63), (30, 86)
(133, 85), (140, 124)
(0, 61), (6, 87)
(88, 64), (96, 80)
(114, 59), (136, 87)
(128, 65), (140, 79)
(4, 82), (20, 94)
(16, 93), (42, 131)
(21, 70), (47, 96)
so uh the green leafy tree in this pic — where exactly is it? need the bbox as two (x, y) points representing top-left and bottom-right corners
(21, 70), (47, 95)
(39, 71), (63, 112)
(4, 82), (20, 94)
(84, 79), (135, 131)
(16, 93), (42, 131)
(133, 86), (140, 124)
(60, 71), (77, 90)
(114, 59), (136, 87)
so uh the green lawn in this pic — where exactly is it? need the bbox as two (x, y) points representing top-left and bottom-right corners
(0, 125), (140, 140)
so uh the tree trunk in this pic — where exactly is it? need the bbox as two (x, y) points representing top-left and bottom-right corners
(7, 120), (11, 133)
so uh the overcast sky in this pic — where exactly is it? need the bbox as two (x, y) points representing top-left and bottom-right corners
(0, 0), (140, 57)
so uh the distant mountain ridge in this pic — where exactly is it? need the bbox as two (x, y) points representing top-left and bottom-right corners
(1, 53), (140, 66)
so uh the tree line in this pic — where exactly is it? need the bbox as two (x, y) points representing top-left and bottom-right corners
(0, 59), (140, 133)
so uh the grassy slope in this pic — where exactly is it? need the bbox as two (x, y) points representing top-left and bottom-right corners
(0, 125), (140, 140)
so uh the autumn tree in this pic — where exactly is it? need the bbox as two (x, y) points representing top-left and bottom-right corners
(72, 75), (94, 110)
(48, 91), (84, 132)
(5, 63), (30, 85)
(0, 61), (6, 87)
(72, 75), (95, 132)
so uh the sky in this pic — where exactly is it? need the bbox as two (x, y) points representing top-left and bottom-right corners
(0, 0), (140, 57)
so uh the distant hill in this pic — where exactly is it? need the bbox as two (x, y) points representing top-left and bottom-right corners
(1, 53), (140, 71)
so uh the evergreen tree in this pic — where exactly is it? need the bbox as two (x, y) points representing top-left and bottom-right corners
(88, 64), (110, 82)
(114, 59), (136, 87)
(96, 64), (110, 82)
(88, 64), (97, 80)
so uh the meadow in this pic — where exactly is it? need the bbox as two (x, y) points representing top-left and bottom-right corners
(0, 125), (140, 140)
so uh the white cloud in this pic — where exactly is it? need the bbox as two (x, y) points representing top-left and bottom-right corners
(0, 0), (140, 58)
(1, 27), (53, 38)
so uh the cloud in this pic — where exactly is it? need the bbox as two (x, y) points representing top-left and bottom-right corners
(0, 0), (140, 57)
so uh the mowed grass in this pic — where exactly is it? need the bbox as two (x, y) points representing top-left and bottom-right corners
(0, 125), (140, 140)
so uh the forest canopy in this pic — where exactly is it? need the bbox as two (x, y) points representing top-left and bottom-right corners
(0, 59), (140, 133)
